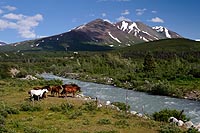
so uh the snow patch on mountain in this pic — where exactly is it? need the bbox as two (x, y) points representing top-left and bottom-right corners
(108, 32), (121, 43)
(152, 26), (171, 38)
(103, 19), (112, 24)
(142, 37), (149, 42)
(120, 21), (129, 31)
(128, 22), (140, 33)
(0, 41), (7, 46)
(152, 26), (164, 32)
(164, 28), (171, 38)
(118, 21), (141, 34)
(76, 24), (86, 30)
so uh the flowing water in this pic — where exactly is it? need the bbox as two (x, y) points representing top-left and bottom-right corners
(41, 73), (200, 124)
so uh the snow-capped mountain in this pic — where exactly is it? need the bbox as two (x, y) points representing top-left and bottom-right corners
(152, 26), (181, 38)
(1, 19), (182, 52)
(0, 41), (7, 46)
(34, 19), (181, 49)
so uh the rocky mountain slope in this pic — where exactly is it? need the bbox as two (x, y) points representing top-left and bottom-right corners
(0, 19), (182, 52)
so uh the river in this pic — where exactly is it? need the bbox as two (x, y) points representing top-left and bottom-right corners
(41, 73), (200, 124)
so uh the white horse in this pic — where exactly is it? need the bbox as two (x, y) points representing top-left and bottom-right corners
(28, 89), (48, 101)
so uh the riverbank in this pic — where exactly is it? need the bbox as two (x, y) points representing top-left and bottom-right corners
(58, 72), (200, 101)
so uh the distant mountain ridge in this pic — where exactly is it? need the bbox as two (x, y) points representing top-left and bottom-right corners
(0, 41), (7, 46)
(0, 19), (182, 52)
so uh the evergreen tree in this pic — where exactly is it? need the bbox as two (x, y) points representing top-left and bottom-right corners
(143, 52), (156, 72)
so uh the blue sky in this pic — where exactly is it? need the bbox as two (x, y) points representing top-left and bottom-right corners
(0, 0), (199, 43)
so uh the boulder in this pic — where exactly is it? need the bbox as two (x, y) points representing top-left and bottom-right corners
(184, 121), (194, 128)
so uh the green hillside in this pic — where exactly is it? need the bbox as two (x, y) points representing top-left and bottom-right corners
(116, 38), (200, 58)
(119, 38), (200, 52)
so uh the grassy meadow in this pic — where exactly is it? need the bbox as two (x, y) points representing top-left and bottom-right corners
(0, 79), (166, 133)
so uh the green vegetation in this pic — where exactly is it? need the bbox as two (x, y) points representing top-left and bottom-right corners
(1, 39), (200, 99)
(152, 109), (189, 122)
(0, 79), (164, 133)
(1, 38), (199, 132)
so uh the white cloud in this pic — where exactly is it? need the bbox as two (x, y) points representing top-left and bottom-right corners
(3, 13), (24, 20)
(121, 9), (130, 15)
(102, 13), (106, 17)
(136, 8), (146, 16)
(149, 17), (164, 23)
(195, 39), (200, 41)
(116, 16), (131, 22)
(3, 5), (17, 11)
(152, 11), (157, 14)
(0, 13), (43, 38)
(0, 19), (17, 29)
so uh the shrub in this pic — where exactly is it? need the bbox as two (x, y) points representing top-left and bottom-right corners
(20, 103), (42, 112)
(0, 125), (7, 133)
(97, 118), (111, 125)
(68, 110), (82, 119)
(150, 81), (175, 96)
(81, 101), (97, 112)
(112, 112), (131, 119)
(0, 115), (6, 125)
(24, 127), (41, 133)
(49, 105), (61, 112)
(82, 119), (90, 125)
(0, 109), (8, 118)
(4, 106), (19, 115)
(152, 109), (189, 122)
(159, 124), (182, 133)
(112, 102), (130, 111)
(114, 120), (129, 128)
(60, 103), (74, 113)
(187, 128), (199, 133)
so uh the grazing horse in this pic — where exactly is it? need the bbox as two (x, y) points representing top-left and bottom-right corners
(50, 85), (63, 97)
(28, 89), (49, 101)
(61, 83), (81, 97)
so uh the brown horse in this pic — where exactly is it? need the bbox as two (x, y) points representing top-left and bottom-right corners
(61, 83), (81, 97)
(50, 85), (63, 97)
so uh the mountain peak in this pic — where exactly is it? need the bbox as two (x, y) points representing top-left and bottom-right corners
(152, 26), (182, 38)
(0, 18), (183, 52)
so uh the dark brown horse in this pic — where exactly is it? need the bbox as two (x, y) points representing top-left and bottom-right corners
(50, 85), (63, 97)
(61, 83), (81, 97)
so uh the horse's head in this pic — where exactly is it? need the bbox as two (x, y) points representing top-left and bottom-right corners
(77, 86), (81, 92)
(43, 85), (51, 91)
(42, 89), (49, 93)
